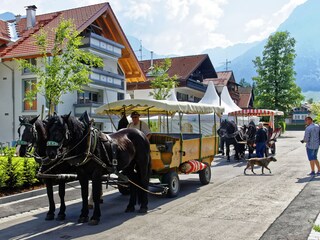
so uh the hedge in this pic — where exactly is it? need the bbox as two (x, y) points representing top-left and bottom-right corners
(0, 147), (40, 192)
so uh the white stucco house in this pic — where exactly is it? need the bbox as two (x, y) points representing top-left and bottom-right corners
(0, 3), (145, 145)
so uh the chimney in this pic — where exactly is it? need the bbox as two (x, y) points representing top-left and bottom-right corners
(25, 5), (37, 29)
(15, 14), (21, 23)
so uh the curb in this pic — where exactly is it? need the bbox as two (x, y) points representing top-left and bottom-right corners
(0, 181), (80, 205)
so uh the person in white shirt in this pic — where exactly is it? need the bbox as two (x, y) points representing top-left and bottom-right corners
(127, 111), (151, 140)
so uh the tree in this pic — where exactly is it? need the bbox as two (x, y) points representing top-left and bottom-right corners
(16, 19), (103, 115)
(252, 31), (304, 116)
(239, 78), (251, 87)
(149, 58), (178, 100)
(311, 102), (320, 123)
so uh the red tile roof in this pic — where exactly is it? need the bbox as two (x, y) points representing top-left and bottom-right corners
(0, 3), (146, 82)
(238, 93), (251, 108)
(203, 78), (228, 86)
(237, 87), (252, 108)
(0, 20), (10, 43)
(0, 3), (108, 59)
(217, 71), (233, 80)
(139, 54), (209, 80)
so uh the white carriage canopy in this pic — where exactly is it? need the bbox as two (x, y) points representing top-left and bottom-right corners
(95, 99), (225, 116)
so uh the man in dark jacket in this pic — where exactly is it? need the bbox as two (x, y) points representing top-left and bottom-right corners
(255, 122), (268, 158)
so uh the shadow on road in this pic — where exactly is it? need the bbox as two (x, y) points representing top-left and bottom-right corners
(296, 176), (320, 184)
(0, 178), (205, 239)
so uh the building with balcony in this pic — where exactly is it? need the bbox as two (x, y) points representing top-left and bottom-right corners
(127, 54), (218, 102)
(0, 3), (145, 144)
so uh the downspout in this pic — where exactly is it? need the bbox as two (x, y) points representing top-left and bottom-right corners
(1, 61), (15, 143)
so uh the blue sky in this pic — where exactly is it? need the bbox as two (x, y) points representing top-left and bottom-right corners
(2, 0), (307, 55)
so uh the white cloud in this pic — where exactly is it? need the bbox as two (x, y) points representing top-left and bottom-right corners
(0, 0), (309, 55)
(123, 1), (153, 21)
(117, 0), (228, 55)
(274, 0), (307, 19)
(245, 18), (265, 32)
(244, 0), (307, 43)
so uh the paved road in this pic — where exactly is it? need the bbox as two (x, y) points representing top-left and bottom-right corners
(1, 131), (319, 240)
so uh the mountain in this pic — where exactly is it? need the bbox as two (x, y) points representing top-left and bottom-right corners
(0, 12), (15, 21)
(215, 0), (320, 92)
(203, 42), (259, 68)
(127, 35), (177, 61)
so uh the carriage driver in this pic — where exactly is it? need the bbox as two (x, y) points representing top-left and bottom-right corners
(127, 111), (151, 140)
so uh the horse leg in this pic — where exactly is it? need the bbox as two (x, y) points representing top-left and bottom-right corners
(226, 144), (230, 161)
(45, 179), (55, 220)
(78, 174), (89, 223)
(138, 164), (150, 213)
(248, 146), (253, 159)
(88, 183), (103, 209)
(56, 181), (66, 221)
(89, 171), (102, 225)
(125, 171), (137, 213)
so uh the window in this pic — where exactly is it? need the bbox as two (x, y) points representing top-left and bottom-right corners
(22, 58), (37, 74)
(117, 92), (124, 100)
(77, 91), (99, 104)
(23, 79), (37, 111)
(177, 92), (188, 101)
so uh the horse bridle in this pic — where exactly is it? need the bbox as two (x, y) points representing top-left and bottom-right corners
(17, 122), (38, 153)
(46, 121), (70, 150)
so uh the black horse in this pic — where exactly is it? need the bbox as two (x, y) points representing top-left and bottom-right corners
(45, 112), (151, 225)
(217, 120), (246, 161)
(17, 115), (69, 221)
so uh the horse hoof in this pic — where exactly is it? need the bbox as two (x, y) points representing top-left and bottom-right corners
(78, 216), (89, 223)
(138, 207), (148, 214)
(89, 219), (100, 225)
(45, 213), (55, 221)
(56, 214), (66, 221)
(125, 206), (135, 213)
(88, 204), (93, 209)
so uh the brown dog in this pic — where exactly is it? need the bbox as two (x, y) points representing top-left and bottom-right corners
(244, 156), (277, 175)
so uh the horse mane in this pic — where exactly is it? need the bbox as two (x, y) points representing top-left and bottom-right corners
(35, 119), (47, 140)
(65, 115), (87, 142)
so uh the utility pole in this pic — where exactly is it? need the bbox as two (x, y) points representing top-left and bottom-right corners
(225, 59), (231, 71)
(139, 40), (142, 61)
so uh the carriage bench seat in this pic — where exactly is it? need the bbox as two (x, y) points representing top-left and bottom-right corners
(150, 134), (179, 153)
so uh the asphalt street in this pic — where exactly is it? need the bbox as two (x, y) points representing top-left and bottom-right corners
(1, 131), (319, 240)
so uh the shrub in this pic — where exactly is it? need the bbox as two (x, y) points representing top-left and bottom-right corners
(0, 147), (40, 191)
(22, 158), (39, 188)
(4, 148), (23, 190)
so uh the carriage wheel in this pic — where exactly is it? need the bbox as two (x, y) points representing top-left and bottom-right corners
(199, 162), (211, 185)
(118, 185), (130, 195)
(271, 144), (276, 154)
(162, 171), (180, 198)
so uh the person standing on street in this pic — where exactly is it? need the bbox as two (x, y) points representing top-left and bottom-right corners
(301, 116), (320, 176)
(255, 122), (268, 158)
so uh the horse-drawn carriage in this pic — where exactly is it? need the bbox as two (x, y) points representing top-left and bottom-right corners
(228, 109), (284, 156)
(95, 99), (224, 197)
(16, 99), (222, 224)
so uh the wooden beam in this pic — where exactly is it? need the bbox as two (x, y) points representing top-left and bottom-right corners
(126, 73), (142, 78)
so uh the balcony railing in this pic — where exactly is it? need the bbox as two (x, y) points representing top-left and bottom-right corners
(73, 102), (102, 118)
(90, 68), (124, 89)
(186, 79), (207, 92)
(81, 32), (124, 58)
